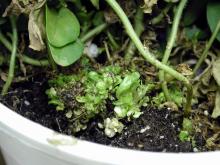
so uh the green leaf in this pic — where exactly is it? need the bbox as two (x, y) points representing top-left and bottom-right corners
(48, 40), (84, 66)
(182, 118), (193, 134)
(92, 12), (105, 26)
(116, 72), (140, 97)
(90, 0), (99, 9)
(46, 6), (80, 47)
(183, 0), (207, 26)
(207, 2), (220, 42)
(179, 131), (190, 142)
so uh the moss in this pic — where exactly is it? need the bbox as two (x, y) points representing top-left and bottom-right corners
(46, 65), (153, 135)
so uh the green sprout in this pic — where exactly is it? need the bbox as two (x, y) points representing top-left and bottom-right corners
(179, 118), (193, 142)
(114, 72), (149, 119)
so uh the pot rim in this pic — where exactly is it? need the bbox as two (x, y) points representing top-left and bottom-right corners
(0, 103), (219, 165)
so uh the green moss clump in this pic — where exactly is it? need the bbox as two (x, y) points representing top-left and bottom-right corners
(46, 65), (152, 135)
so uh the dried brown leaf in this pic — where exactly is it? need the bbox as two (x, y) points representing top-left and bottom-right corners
(3, 0), (35, 16)
(28, 6), (45, 51)
(212, 58), (220, 86)
(141, 0), (157, 14)
(176, 63), (193, 76)
(211, 90), (220, 118)
(3, 0), (46, 51)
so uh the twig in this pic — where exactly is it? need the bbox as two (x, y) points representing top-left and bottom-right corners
(159, 0), (188, 101)
(1, 16), (18, 95)
(105, 0), (192, 115)
(193, 20), (220, 75)
(151, 3), (172, 25)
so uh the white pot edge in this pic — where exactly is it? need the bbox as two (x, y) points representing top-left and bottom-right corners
(0, 103), (219, 165)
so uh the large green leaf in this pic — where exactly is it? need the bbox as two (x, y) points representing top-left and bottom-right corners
(48, 40), (84, 66)
(207, 2), (220, 42)
(46, 6), (80, 47)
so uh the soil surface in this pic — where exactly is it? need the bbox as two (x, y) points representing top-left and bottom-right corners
(0, 70), (206, 152)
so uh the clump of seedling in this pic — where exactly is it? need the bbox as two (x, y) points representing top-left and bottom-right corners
(47, 65), (154, 136)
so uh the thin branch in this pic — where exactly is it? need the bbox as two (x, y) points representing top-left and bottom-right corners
(151, 3), (172, 25)
(159, 0), (188, 101)
(1, 16), (18, 95)
(193, 20), (220, 75)
(107, 31), (119, 50)
(80, 23), (108, 43)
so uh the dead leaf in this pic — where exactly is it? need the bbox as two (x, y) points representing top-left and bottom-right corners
(141, 0), (157, 14)
(0, 72), (7, 82)
(212, 57), (220, 86)
(3, 0), (33, 16)
(211, 89), (220, 118)
(176, 63), (193, 76)
(160, 101), (179, 111)
(28, 6), (46, 51)
(3, 0), (46, 51)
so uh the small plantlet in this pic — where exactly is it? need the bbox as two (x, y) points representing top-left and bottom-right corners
(179, 118), (193, 142)
(114, 72), (149, 119)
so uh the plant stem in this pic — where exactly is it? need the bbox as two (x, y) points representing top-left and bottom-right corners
(124, 7), (144, 62)
(80, 23), (108, 43)
(151, 3), (172, 25)
(0, 31), (12, 50)
(0, 31), (49, 66)
(105, 0), (192, 115)
(159, 0), (188, 101)
(107, 31), (119, 50)
(21, 56), (49, 66)
(193, 20), (220, 75)
(1, 16), (18, 95)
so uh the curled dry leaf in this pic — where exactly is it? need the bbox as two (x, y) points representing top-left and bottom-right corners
(211, 89), (220, 119)
(3, 0), (37, 16)
(3, 0), (46, 51)
(211, 58), (220, 118)
(28, 6), (46, 51)
(28, 0), (46, 51)
(141, 0), (157, 14)
(212, 57), (220, 86)
(176, 63), (193, 76)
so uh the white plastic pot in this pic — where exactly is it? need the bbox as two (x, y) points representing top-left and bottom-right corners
(0, 103), (219, 165)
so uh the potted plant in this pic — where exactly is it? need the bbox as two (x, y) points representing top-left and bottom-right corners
(0, 0), (220, 164)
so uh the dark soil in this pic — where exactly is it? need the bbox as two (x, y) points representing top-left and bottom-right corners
(77, 108), (194, 152)
(0, 70), (206, 152)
